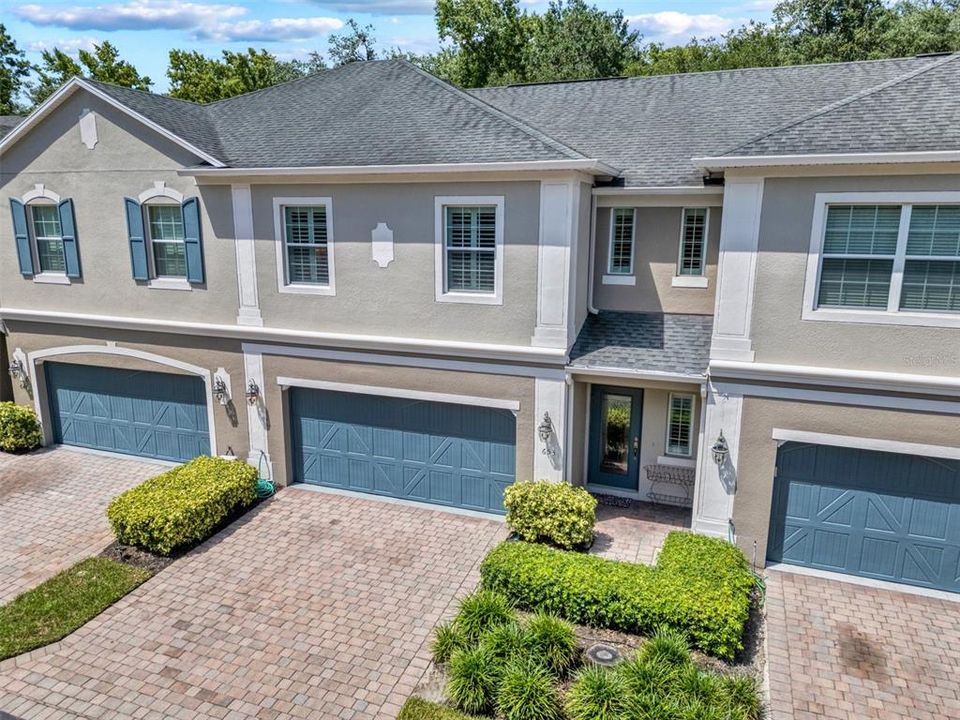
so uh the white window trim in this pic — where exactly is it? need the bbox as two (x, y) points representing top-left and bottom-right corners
(147, 277), (192, 291)
(27, 198), (71, 281)
(273, 196), (336, 296)
(665, 391), (696, 458)
(138, 181), (184, 204)
(21, 184), (60, 204)
(143, 200), (189, 282)
(602, 274), (636, 286)
(676, 207), (710, 279)
(606, 207), (635, 276)
(33, 273), (72, 285)
(434, 195), (504, 305)
(802, 191), (960, 328)
(671, 275), (708, 288)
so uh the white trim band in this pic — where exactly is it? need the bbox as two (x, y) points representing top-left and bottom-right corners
(179, 159), (620, 178)
(276, 377), (521, 411)
(693, 150), (960, 170)
(771, 428), (960, 460)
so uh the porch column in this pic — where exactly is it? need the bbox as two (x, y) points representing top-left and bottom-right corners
(534, 376), (568, 482)
(242, 345), (272, 479)
(692, 381), (741, 538)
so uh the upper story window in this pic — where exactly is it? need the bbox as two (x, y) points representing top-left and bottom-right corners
(608, 208), (635, 275)
(147, 204), (187, 278)
(125, 184), (203, 289)
(434, 196), (504, 305)
(9, 185), (80, 284)
(666, 392), (695, 457)
(900, 205), (960, 313)
(31, 204), (66, 274)
(272, 197), (335, 296)
(678, 208), (708, 276)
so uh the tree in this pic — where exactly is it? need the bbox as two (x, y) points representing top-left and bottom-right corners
(435, 0), (530, 86)
(877, 0), (960, 56)
(328, 19), (378, 66)
(0, 24), (31, 114)
(774, 0), (891, 62)
(78, 41), (152, 89)
(168, 48), (306, 103)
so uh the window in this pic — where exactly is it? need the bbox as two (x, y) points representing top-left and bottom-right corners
(666, 393), (694, 457)
(147, 204), (187, 278)
(900, 205), (960, 313)
(30, 204), (65, 274)
(284, 205), (329, 285)
(435, 196), (503, 304)
(608, 208), (635, 275)
(678, 208), (708, 276)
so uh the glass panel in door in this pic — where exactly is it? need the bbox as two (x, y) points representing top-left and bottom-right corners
(589, 386), (643, 491)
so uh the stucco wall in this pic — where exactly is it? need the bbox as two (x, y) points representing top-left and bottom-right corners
(0, 90), (239, 326)
(733, 394), (960, 565)
(752, 174), (960, 376)
(250, 181), (541, 345)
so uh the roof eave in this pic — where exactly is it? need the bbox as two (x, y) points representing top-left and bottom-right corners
(179, 159), (621, 178)
(693, 149), (960, 171)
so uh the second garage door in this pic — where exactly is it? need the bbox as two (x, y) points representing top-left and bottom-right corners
(768, 441), (960, 593)
(290, 388), (516, 513)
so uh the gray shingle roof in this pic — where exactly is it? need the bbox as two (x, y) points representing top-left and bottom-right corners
(723, 53), (960, 157)
(0, 115), (23, 139)
(469, 56), (948, 186)
(569, 311), (713, 377)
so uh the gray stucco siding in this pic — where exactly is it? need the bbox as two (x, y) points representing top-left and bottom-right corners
(752, 174), (960, 377)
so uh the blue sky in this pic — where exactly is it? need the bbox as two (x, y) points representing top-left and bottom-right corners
(1, 0), (778, 92)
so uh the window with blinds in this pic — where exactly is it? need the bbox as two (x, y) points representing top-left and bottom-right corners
(901, 205), (960, 313)
(30, 204), (65, 274)
(608, 208), (634, 275)
(284, 205), (329, 285)
(666, 393), (694, 457)
(445, 206), (497, 293)
(678, 208), (708, 276)
(147, 204), (187, 278)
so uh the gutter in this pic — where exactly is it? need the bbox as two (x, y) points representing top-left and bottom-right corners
(692, 150), (960, 171)
(567, 365), (706, 385)
(179, 159), (622, 178)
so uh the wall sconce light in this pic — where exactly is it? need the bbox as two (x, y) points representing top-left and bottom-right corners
(245, 379), (260, 406)
(537, 412), (554, 455)
(711, 431), (729, 466)
(213, 377), (229, 406)
(8, 358), (28, 389)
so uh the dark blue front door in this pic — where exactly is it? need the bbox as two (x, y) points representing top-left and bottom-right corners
(45, 362), (209, 463)
(768, 442), (960, 593)
(588, 385), (643, 491)
(290, 388), (516, 513)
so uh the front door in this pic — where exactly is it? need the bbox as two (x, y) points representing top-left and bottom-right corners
(588, 385), (643, 491)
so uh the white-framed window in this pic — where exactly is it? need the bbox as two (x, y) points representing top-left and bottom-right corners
(146, 203), (187, 278)
(804, 192), (960, 327)
(434, 196), (504, 305)
(666, 392), (695, 457)
(30, 203), (66, 274)
(272, 197), (336, 296)
(607, 208), (635, 275)
(677, 207), (709, 276)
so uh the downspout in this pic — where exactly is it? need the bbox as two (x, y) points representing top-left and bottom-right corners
(587, 190), (599, 315)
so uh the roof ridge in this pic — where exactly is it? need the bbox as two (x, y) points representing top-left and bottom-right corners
(719, 52), (960, 156)
(398, 60), (592, 162)
(81, 78), (207, 107)
(205, 68), (333, 107)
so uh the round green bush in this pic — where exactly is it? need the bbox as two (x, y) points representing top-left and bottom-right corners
(497, 658), (562, 720)
(479, 621), (527, 663)
(718, 675), (761, 720)
(432, 621), (468, 664)
(454, 590), (516, 642)
(522, 612), (578, 675)
(638, 627), (692, 669)
(446, 645), (501, 715)
(0, 402), (42, 453)
(504, 480), (597, 550)
(566, 665), (627, 720)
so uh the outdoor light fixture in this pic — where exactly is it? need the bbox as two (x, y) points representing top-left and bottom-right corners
(8, 358), (28, 389)
(213, 376), (229, 406)
(711, 431), (729, 466)
(538, 412), (554, 455)
(245, 379), (260, 406)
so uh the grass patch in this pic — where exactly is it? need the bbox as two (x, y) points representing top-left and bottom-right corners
(0, 557), (151, 660)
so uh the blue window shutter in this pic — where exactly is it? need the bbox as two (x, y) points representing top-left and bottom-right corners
(124, 197), (148, 280)
(58, 199), (81, 278)
(181, 196), (204, 284)
(9, 198), (34, 275)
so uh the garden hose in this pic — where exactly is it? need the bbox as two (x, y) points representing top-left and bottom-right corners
(255, 450), (275, 499)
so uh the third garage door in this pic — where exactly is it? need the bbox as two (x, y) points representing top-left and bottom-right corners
(290, 388), (516, 513)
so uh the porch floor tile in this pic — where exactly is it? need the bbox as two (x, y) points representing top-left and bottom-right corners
(590, 497), (691, 565)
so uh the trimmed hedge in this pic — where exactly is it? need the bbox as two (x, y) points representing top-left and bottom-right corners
(503, 480), (597, 550)
(479, 532), (755, 660)
(107, 456), (258, 555)
(0, 402), (42, 453)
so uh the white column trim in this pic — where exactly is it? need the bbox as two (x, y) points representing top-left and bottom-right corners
(692, 382), (740, 538)
(232, 184), (263, 326)
(534, 376), (567, 481)
(243, 348), (269, 474)
(532, 180), (576, 347)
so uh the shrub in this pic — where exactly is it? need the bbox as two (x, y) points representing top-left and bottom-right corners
(432, 621), (469, 664)
(639, 627), (692, 669)
(106, 456), (258, 555)
(504, 480), (597, 550)
(0, 402), (42, 453)
(523, 612), (578, 676)
(453, 590), (516, 643)
(496, 658), (562, 720)
(479, 621), (527, 664)
(718, 675), (761, 720)
(398, 698), (478, 720)
(565, 666), (627, 720)
(479, 532), (754, 659)
(446, 645), (501, 715)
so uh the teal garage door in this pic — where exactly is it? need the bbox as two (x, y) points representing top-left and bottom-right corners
(45, 362), (210, 463)
(290, 388), (516, 513)
(768, 442), (960, 593)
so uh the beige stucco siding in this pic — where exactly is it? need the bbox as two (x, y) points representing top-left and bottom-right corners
(3, 322), (247, 457)
(250, 182), (541, 345)
(593, 206), (719, 314)
(0, 90), (239, 326)
(260, 353), (536, 487)
(733, 394), (960, 564)
(752, 174), (960, 376)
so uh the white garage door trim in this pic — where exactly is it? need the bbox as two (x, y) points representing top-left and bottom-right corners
(772, 428), (960, 461)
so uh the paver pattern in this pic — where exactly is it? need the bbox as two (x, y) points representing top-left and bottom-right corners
(590, 498), (690, 564)
(766, 568), (960, 720)
(0, 447), (159, 604)
(0, 487), (507, 719)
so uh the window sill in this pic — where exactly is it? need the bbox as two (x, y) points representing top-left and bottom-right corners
(601, 274), (636, 286)
(279, 283), (336, 296)
(657, 455), (696, 468)
(148, 278), (192, 291)
(802, 306), (960, 328)
(435, 291), (503, 305)
(33, 273), (71, 285)
(671, 275), (708, 288)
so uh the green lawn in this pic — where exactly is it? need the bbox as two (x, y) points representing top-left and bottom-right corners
(0, 557), (151, 660)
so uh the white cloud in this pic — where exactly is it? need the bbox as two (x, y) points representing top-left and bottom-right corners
(627, 11), (745, 42)
(16, 1), (246, 31)
(308, 0), (433, 15)
(198, 17), (344, 42)
(28, 37), (100, 55)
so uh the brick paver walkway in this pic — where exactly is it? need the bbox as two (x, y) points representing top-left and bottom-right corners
(0, 488), (506, 719)
(766, 568), (960, 720)
(590, 499), (690, 564)
(0, 447), (160, 604)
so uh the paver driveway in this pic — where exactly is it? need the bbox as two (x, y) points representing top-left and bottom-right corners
(0, 447), (160, 604)
(766, 568), (960, 720)
(0, 487), (506, 719)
